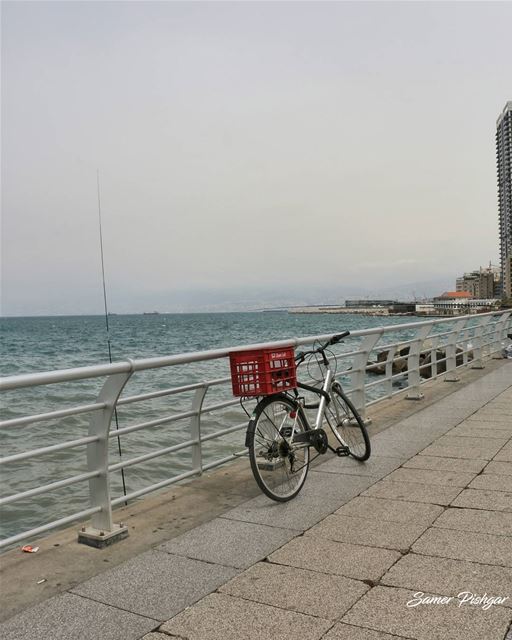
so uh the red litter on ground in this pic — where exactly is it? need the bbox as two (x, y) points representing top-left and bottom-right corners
(21, 545), (39, 553)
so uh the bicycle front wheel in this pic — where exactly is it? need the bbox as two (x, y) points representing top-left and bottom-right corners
(247, 394), (310, 502)
(324, 384), (371, 461)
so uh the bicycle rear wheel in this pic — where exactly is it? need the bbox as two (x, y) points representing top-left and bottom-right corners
(324, 383), (370, 460)
(247, 394), (310, 502)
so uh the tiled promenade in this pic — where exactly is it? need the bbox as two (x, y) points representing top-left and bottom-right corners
(2, 363), (511, 640)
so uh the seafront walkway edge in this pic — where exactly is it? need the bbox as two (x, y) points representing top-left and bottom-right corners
(1, 360), (511, 640)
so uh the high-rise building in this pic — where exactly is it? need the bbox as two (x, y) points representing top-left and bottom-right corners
(497, 101), (512, 299)
(455, 265), (499, 299)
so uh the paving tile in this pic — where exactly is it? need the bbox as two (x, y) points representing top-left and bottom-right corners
(268, 535), (400, 582)
(494, 445), (512, 462)
(466, 414), (512, 424)
(469, 412), (511, 423)
(0, 592), (157, 640)
(438, 434), (509, 451)
(223, 473), (372, 531)
(402, 455), (487, 474)
(305, 470), (376, 500)
(71, 550), (238, 621)
(467, 411), (512, 420)
(362, 479), (461, 505)
(317, 455), (405, 478)
(159, 592), (332, 640)
(381, 553), (512, 608)
(412, 527), (512, 567)
(382, 416), (459, 440)
(375, 424), (438, 444)
(342, 585), (511, 640)
(306, 514), (427, 551)
(488, 401), (512, 409)
(369, 436), (429, 459)
(158, 517), (298, 569)
(451, 488), (512, 512)
(469, 474), (512, 493)
(219, 561), (368, 620)
(427, 398), (490, 413)
(335, 496), (443, 525)
(384, 467), (475, 488)
(419, 436), (506, 460)
(323, 623), (411, 640)
(481, 402), (511, 411)
(485, 461), (512, 476)
(433, 507), (512, 537)
(222, 496), (336, 531)
(447, 424), (512, 439)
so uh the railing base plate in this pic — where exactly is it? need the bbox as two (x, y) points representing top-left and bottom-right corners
(405, 393), (424, 401)
(444, 377), (460, 383)
(78, 523), (128, 548)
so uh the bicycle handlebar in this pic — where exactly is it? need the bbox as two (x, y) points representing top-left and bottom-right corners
(295, 330), (350, 363)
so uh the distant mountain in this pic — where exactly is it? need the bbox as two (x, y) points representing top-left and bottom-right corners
(111, 278), (454, 313)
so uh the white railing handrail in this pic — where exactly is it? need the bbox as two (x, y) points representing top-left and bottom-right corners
(1, 309), (510, 550)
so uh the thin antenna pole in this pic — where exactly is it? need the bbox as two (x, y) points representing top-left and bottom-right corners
(97, 170), (128, 503)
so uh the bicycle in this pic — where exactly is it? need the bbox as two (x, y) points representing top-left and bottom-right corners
(239, 331), (371, 502)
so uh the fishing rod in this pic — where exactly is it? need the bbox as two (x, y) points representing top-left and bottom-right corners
(97, 170), (128, 504)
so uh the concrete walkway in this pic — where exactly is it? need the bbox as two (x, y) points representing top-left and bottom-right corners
(2, 363), (511, 640)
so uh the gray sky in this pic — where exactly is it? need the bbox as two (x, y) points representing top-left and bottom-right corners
(1, 1), (511, 315)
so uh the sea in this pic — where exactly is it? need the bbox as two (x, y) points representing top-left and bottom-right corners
(0, 312), (438, 545)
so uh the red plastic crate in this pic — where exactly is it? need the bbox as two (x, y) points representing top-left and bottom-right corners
(229, 346), (297, 397)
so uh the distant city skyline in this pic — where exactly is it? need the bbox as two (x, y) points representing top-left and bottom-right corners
(2, 2), (512, 315)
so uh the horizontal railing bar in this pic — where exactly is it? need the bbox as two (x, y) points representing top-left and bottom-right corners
(109, 410), (196, 438)
(201, 422), (247, 442)
(0, 402), (106, 430)
(202, 398), (239, 413)
(365, 378), (393, 390)
(0, 506), (101, 549)
(330, 349), (365, 359)
(110, 469), (198, 505)
(117, 378), (229, 406)
(202, 450), (247, 472)
(108, 439), (195, 472)
(0, 471), (99, 506)
(0, 435), (99, 465)
(373, 338), (418, 352)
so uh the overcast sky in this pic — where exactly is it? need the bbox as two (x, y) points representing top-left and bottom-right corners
(1, 1), (511, 315)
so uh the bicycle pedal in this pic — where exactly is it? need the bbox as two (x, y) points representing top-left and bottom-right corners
(336, 446), (350, 457)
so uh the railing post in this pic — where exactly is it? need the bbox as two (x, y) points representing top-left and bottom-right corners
(429, 334), (440, 379)
(444, 318), (467, 382)
(471, 315), (493, 369)
(190, 385), (208, 475)
(384, 344), (398, 398)
(78, 369), (132, 548)
(350, 332), (382, 418)
(491, 311), (511, 358)
(406, 323), (433, 400)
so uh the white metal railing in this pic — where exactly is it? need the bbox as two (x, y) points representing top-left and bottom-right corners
(0, 310), (510, 550)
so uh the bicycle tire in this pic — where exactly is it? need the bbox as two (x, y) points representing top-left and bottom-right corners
(247, 394), (310, 502)
(324, 383), (371, 461)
